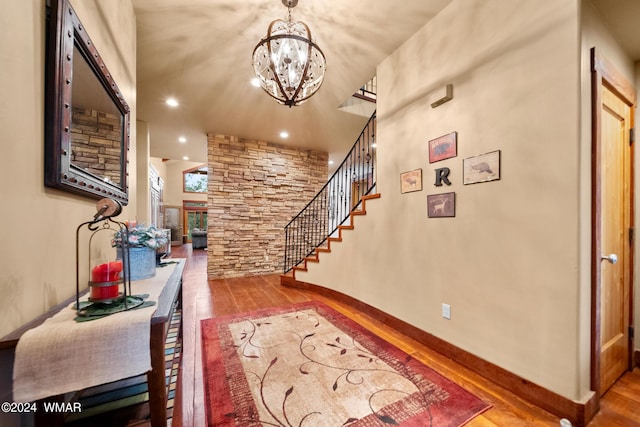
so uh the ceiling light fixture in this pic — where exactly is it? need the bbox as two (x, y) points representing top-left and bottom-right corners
(166, 98), (179, 107)
(178, 136), (187, 143)
(252, 0), (326, 107)
(280, 131), (289, 138)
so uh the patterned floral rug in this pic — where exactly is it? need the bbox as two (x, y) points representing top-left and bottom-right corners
(201, 301), (490, 426)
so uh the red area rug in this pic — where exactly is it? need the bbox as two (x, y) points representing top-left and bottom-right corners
(201, 301), (490, 426)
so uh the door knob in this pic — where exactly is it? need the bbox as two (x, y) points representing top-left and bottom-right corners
(601, 254), (618, 264)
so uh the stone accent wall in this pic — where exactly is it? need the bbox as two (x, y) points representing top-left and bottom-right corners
(207, 134), (328, 278)
(71, 107), (122, 185)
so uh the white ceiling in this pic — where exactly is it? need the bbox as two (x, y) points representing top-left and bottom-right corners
(131, 0), (640, 166)
(132, 0), (454, 165)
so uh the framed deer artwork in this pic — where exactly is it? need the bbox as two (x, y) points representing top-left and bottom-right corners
(400, 169), (423, 193)
(427, 192), (455, 218)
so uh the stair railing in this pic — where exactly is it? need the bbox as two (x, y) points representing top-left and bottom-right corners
(354, 76), (377, 102)
(284, 111), (377, 273)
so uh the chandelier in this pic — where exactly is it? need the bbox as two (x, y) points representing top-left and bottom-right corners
(252, 0), (326, 107)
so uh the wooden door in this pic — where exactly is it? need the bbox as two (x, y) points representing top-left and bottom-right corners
(598, 84), (633, 395)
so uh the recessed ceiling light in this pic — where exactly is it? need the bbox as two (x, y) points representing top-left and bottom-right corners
(280, 131), (289, 138)
(328, 160), (334, 165)
(166, 98), (179, 107)
(183, 156), (189, 161)
(251, 78), (261, 87)
(178, 136), (187, 143)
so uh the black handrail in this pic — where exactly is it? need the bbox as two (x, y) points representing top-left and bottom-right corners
(356, 76), (377, 100)
(284, 111), (377, 273)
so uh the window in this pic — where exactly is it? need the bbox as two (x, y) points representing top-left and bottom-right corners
(183, 165), (208, 193)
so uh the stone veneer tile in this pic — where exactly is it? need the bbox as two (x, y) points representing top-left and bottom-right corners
(207, 134), (328, 279)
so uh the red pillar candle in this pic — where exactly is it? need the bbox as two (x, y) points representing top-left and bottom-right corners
(90, 261), (122, 300)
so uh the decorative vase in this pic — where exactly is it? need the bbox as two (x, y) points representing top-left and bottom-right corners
(117, 246), (156, 281)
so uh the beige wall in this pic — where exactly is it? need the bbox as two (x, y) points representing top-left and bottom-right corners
(149, 156), (167, 179)
(137, 120), (151, 225)
(0, 0), (137, 338)
(161, 159), (208, 207)
(299, 0), (640, 403)
(297, 0), (588, 401)
(147, 157), (207, 234)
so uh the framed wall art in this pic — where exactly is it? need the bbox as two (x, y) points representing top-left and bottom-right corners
(400, 169), (423, 193)
(428, 132), (457, 163)
(427, 192), (455, 218)
(463, 150), (501, 185)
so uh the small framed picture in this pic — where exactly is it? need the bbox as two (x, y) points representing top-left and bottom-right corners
(428, 132), (457, 163)
(427, 192), (455, 218)
(400, 169), (423, 193)
(463, 150), (501, 185)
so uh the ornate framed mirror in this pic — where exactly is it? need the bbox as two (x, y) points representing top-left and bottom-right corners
(45, 0), (130, 204)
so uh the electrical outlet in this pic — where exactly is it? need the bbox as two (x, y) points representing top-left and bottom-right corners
(442, 303), (451, 320)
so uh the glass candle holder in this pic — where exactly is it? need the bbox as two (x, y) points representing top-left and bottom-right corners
(89, 260), (122, 301)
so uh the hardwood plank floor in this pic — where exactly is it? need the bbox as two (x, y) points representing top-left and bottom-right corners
(169, 245), (640, 427)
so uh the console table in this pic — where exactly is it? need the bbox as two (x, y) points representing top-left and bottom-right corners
(147, 259), (183, 427)
(1, 259), (185, 427)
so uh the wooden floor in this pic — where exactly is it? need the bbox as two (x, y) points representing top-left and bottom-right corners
(170, 245), (640, 427)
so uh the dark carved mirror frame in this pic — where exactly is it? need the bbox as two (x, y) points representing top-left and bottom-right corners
(45, 0), (130, 204)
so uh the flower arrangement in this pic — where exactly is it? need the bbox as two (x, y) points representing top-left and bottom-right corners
(112, 225), (168, 250)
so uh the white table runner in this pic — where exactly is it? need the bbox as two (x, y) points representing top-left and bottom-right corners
(13, 261), (180, 403)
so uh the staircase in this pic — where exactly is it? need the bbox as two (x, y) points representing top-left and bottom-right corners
(285, 193), (380, 280)
(338, 76), (377, 118)
(283, 111), (377, 276)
